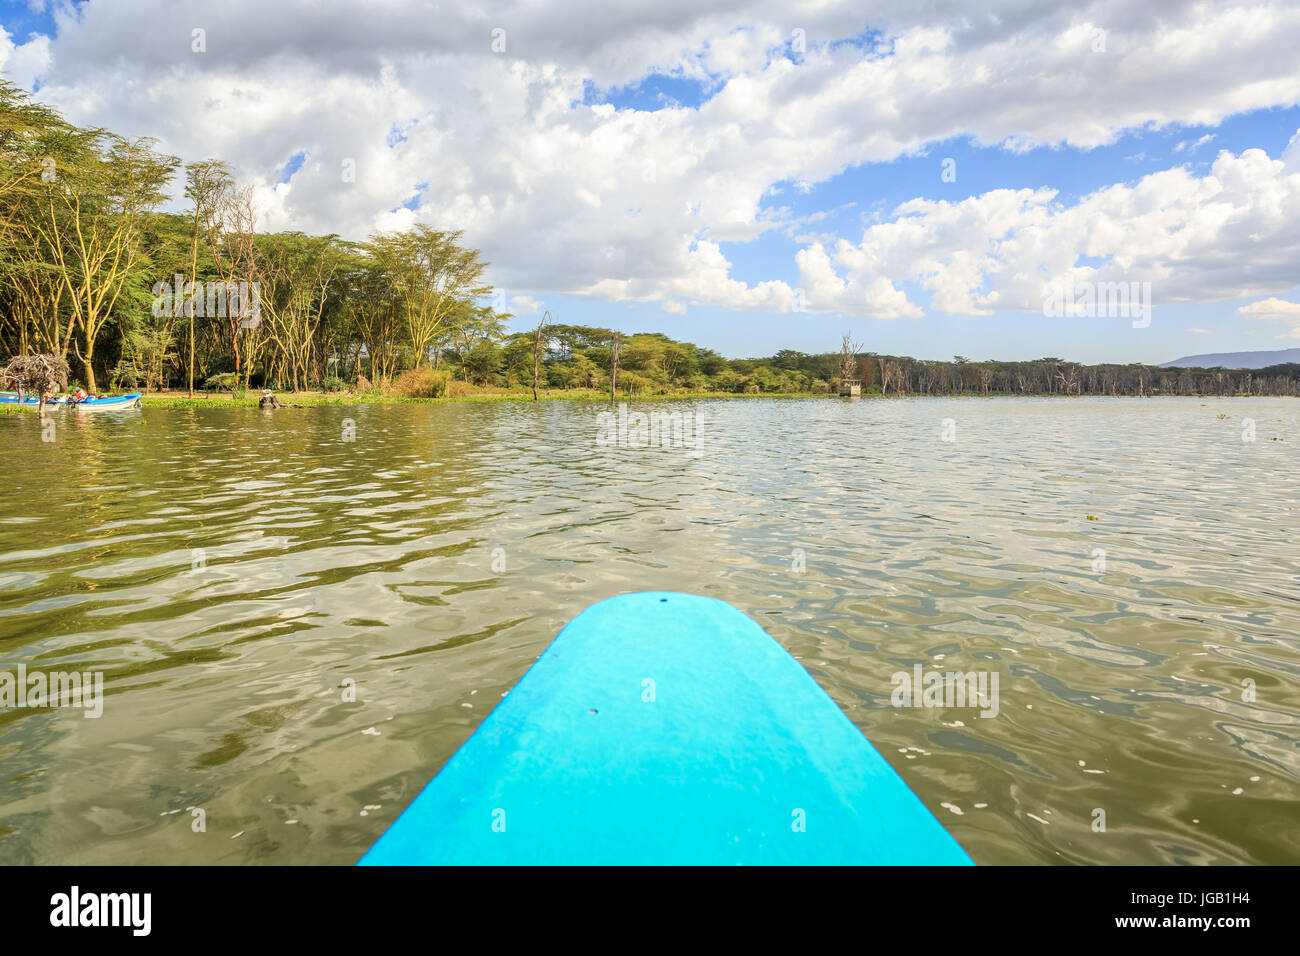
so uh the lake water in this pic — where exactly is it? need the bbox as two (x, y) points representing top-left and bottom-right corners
(1, 397), (1297, 864)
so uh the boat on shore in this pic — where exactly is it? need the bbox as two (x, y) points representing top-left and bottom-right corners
(0, 391), (143, 411)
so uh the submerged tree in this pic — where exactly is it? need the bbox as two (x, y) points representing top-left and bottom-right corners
(609, 331), (621, 404)
(837, 333), (862, 388)
(530, 310), (551, 402)
(0, 352), (70, 401)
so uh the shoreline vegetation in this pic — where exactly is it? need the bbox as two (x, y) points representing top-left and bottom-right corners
(4, 79), (1300, 404)
(148, 389), (1299, 408)
(3, 388), (1294, 415)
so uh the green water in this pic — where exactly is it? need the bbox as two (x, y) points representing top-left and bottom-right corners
(0, 397), (1297, 864)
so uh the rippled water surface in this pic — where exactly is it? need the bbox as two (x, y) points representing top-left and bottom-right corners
(1, 397), (1297, 864)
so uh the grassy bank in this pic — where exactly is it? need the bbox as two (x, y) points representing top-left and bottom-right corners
(139, 388), (832, 408)
(8, 390), (1293, 412)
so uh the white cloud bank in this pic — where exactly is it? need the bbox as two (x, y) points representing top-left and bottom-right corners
(3, 0), (1299, 319)
(804, 146), (1300, 317)
(1238, 296), (1300, 337)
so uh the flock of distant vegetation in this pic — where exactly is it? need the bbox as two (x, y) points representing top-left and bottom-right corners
(3, 77), (1298, 401)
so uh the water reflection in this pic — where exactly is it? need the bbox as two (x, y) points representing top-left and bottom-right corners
(0, 397), (1296, 864)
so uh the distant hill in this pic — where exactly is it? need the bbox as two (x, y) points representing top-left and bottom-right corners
(1160, 348), (1300, 369)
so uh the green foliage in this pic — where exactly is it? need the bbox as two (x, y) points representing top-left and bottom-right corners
(462, 340), (501, 385)
(203, 371), (238, 391)
(3, 79), (1298, 400)
(109, 358), (140, 390)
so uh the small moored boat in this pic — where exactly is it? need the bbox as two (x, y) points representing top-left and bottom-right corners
(0, 391), (143, 411)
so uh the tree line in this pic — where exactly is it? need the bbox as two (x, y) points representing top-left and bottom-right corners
(826, 350), (1300, 398)
(1, 78), (494, 395)
(3, 77), (1297, 400)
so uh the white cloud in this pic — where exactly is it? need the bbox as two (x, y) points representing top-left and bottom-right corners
(1238, 297), (1300, 318)
(1237, 296), (1300, 337)
(1284, 128), (1300, 168)
(1174, 134), (1215, 154)
(0, 25), (51, 89)
(5, 0), (1300, 319)
(802, 146), (1300, 317)
(509, 295), (544, 316)
(1188, 327), (1211, 334)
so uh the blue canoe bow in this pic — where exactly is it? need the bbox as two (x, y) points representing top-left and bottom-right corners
(360, 591), (972, 865)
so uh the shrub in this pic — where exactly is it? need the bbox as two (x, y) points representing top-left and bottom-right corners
(390, 367), (451, 398)
(203, 372), (238, 391)
(322, 375), (347, 393)
(445, 379), (475, 398)
(109, 360), (139, 390)
(712, 369), (747, 393)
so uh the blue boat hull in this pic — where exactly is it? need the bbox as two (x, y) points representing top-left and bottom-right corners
(0, 391), (142, 409)
(360, 591), (972, 865)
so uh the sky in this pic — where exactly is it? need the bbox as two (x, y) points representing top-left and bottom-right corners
(3, 0), (1300, 363)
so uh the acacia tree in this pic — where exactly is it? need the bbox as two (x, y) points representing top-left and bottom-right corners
(368, 226), (491, 368)
(113, 210), (193, 390)
(182, 159), (231, 395)
(0, 80), (65, 250)
(2, 230), (71, 358)
(200, 179), (258, 391)
(257, 233), (342, 391)
(0, 88), (86, 361)
(32, 133), (178, 391)
(952, 355), (970, 394)
(342, 250), (401, 385)
(448, 303), (507, 381)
